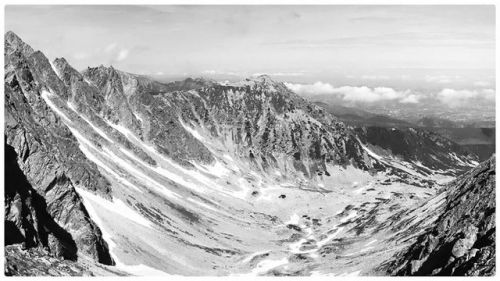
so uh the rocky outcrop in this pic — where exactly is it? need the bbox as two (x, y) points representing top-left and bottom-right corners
(5, 244), (125, 276)
(4, 244), (93, 276)
(4, 31), (114, 266)
(383, 155), (495, 276)
(5, 31), (112, 198)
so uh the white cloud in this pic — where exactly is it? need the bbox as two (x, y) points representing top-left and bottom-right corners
(400, 94), (420, 104)
(116, 49), (129, 61)
(333, 86), (382, 102)
(473, 80), (491, 87)
(285, 81), (415, 103)
(102, 43), (130, 64)
(284, 81), (336, 95)
(338, 86), (410, 103)
(436, 88), (495, 107)
(482, 89), (495, 97)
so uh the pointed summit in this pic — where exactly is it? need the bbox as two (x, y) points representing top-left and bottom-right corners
(251, 74), (273, 81)
(248, 74), (275, 83)
(5, 30), (23, 44)
(5, 31), (34, 56)
(52, 57), (87, 85)
(53, 57), (70, 67)
(239, 74), (293, 93)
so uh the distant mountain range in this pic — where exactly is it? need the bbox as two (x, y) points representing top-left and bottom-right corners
(313, 102), (495, 161)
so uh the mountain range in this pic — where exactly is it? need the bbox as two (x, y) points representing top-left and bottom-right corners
(314, 102), (495, 162)
(3, 31), (495, 276)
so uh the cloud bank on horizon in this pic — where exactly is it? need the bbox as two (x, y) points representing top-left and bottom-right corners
(285, 81), (495, 108)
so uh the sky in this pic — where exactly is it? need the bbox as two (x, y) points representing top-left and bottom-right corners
(5, 5), (496, 108)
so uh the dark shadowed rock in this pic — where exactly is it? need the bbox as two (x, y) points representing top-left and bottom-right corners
(4, 31), (114, 269)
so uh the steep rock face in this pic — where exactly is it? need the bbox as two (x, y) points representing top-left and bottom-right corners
(4, 143), (113, 264)
(81, 66), (213, 166)
(82, 70), (373, 176)
(52, 59), (157, 166)
(4, 31), (113, 265)
(5, 31), (112, 197)
(170, 77), (372, 176)
(383, 155), (495, 276)
(81, 65), (143, 137)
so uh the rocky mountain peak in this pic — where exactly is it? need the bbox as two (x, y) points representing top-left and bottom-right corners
(52, 57), (84, 84)
(249, 74), (274, 82)
(215, 75), (295, 103)
(82, 65), (123, 90)
(5, 31), (34, 56)
(243, 74), (284, 89)
(85, 64), (117, 76)
(53, 57), (70, 69)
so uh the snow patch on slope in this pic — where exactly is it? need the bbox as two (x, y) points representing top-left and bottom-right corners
(180, 120), (205, 142)
(359, 142), (383, 161)
(285, 213), (300, 225)
(251, 257), (288, 275)
(76, 141), (142, 193)
(75, 187), (169, 276)
(41, 90), (71, 123)
(75, 187), (153, 229)
(49, 61), (62, 79)
(79, 115), (114, 143)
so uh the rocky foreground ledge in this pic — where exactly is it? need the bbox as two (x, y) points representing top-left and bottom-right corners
(4, 244), (127, 276)
(382, 155), (495, 276)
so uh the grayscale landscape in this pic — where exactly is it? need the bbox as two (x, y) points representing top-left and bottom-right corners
(3, 5), (496, 276)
